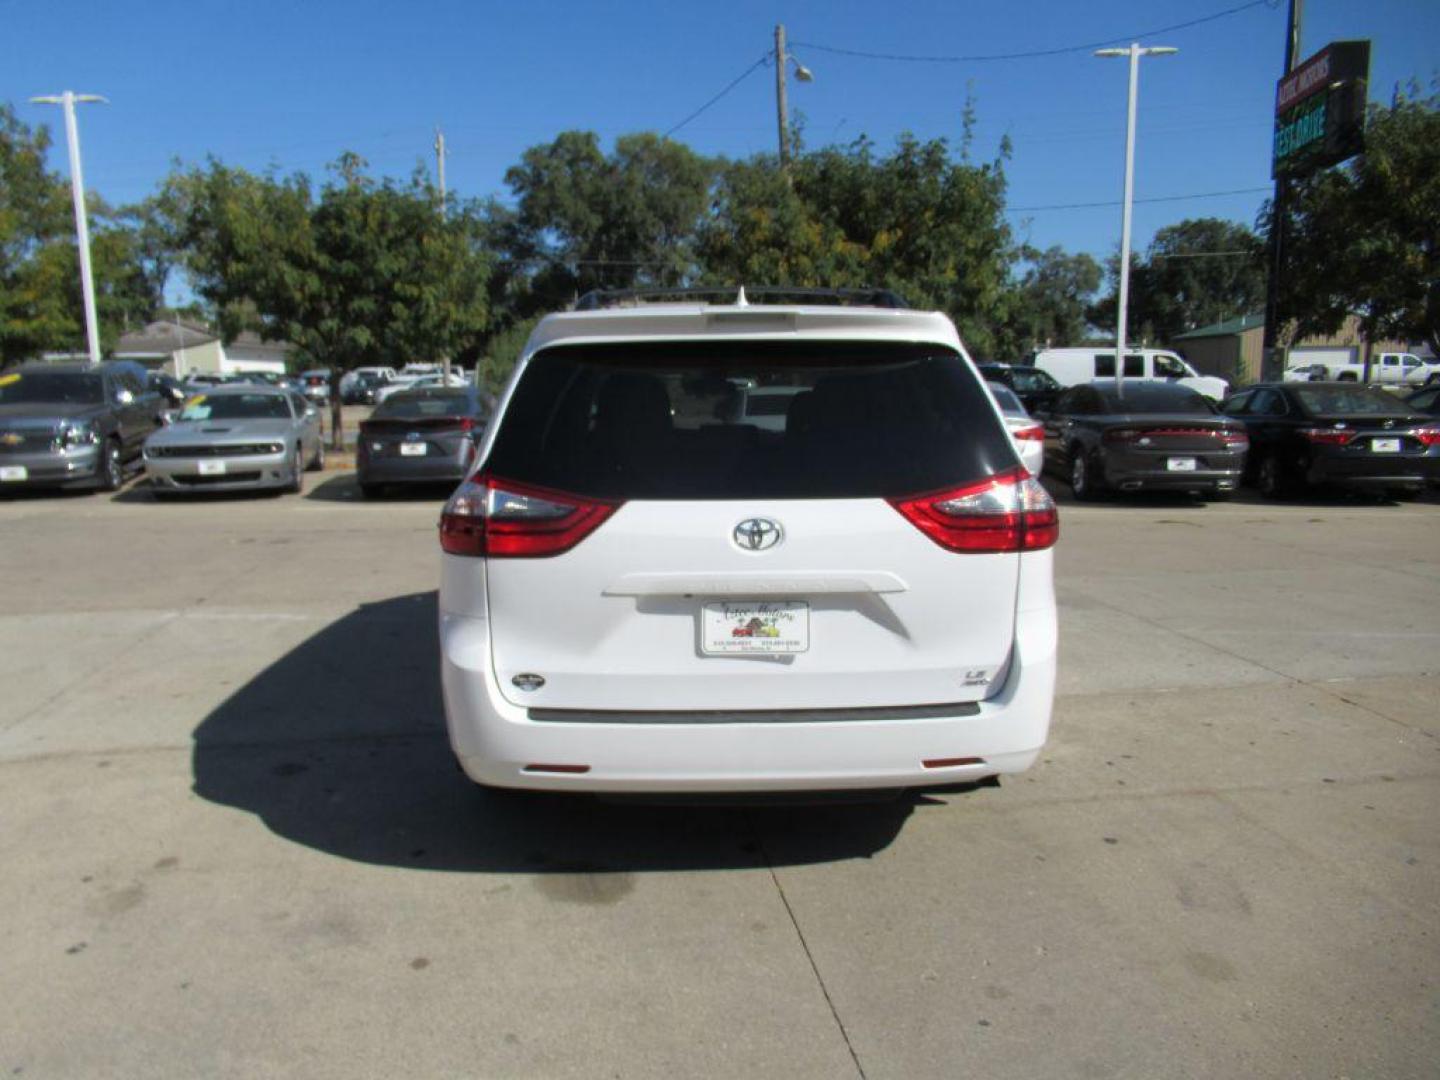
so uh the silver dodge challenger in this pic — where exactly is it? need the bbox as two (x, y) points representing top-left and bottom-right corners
(143, 385), (324, 495)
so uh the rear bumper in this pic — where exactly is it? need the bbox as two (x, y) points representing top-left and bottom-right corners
(357, 456), (469, 485)
(439, 602), (1056, 793)
(1307, 453), (1439, 488)
(1102, 448), (1245, 491)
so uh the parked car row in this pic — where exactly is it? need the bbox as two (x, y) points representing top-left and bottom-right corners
(1, 362), (490, 500)
(1035, 380), (1440, 501)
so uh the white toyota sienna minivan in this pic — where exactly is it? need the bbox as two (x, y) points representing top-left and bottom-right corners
(439, 289), (1058, 793)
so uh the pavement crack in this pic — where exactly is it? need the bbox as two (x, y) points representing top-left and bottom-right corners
(748, 816), (867, 1080)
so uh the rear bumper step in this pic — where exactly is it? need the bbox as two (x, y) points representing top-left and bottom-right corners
(528, 702), (982, 725)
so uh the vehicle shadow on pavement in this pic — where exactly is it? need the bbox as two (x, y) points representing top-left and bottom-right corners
(191, 592), (935, 873)
(304, 474), (457, 503)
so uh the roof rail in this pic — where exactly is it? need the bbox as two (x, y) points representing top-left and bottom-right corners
(571, 285), (910, 311)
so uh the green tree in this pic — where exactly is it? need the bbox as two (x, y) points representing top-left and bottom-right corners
(499, 131), (716, 313)
(1089, 218), (1266, 345)
(161, 154), (492, 373)
(1, 104), (159, 365)
(698, 134), (1016, 354)
(994, 246), (1103, 357)
(1269, 82), (1440, 353)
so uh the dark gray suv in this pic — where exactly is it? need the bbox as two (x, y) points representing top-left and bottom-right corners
(0, 363), (163, 492)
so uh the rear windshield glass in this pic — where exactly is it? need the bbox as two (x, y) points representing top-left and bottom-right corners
(1293, 386), (1416, 416)
(180, 393), (292, 421)
(986, 382), (1026, 416)
(1095, 384), (1213, 415)
(484, 341), (1016, 499)
(0, 371), (104, 405)
(373, 390), (474, 418)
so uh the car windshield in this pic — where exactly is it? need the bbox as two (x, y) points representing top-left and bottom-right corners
(1095, 384), (1213, 415)
(0, 371), (104, 405)
(179, 393), (292, 420)
(486, 341), (1015, 500)
(986, 382), (1027, 416)
(1293, 386), (1417, 416)
(372, 391), (474, 418)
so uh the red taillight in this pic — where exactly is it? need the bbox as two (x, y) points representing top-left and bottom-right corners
(1219, 428), (1249, 446)
(1301, 427), (1355, 446)
(888, 468), (1058, 554)
(439, 474), (621, 558)
(1415, 427), (1440, 447)
(1012, 423), (1044, 442)
(1103, 427), (1138, 445)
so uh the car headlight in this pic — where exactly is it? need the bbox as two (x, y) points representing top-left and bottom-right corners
(61, 421), (100, 448)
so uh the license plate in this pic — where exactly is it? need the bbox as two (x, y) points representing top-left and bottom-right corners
(399, 442), (427, 456)
(0, 465), (27, 482)
(1371, 438), (1401, 453)
(1166, 457), (1197, 472)
(197, 460), (226, 476)
(702, 601), (809, 655)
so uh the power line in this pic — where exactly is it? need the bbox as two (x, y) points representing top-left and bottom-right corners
(665, 54), (771, 137)
(1006, 185), (1270, 213)
(792, 0), (1275, 63)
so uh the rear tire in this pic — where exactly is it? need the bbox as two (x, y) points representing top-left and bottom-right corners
(1337, 372), (1357, 383)
(1257, 454), (1293, 500)
(1070, 450), (1101, 501)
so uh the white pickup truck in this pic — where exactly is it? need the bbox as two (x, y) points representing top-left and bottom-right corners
(1286, 352), (1440, 386)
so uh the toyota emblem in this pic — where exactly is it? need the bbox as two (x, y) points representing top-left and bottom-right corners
(733, 518), (783, 551)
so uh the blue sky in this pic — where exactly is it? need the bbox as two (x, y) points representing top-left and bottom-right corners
(3, 0), (1437, 292)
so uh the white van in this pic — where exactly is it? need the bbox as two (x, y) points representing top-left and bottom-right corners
(437, 291), (1059, 793)
(1030, 348), (1228, 402)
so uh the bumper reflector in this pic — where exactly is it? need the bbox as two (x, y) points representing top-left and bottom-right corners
(522, 763), (592, 774)
(922, 757), (985, 769)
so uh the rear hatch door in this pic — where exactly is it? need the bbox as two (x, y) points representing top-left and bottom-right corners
(481, 340), (1025, 712)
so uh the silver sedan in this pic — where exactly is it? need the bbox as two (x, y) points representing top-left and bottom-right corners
(143, 386), (323, 495)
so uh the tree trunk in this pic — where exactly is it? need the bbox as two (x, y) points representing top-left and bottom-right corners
(329, 368), (344, 451)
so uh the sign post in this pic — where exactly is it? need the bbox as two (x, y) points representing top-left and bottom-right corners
(1261, 36), (1370, 378)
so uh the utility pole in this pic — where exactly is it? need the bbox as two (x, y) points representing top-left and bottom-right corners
(1095, 45), (1178, 400)
(775, 24), (790, 166)
(773, 26), (814, 170)
(30, 91), (107, 364)
(1261, 0), (1304, 381)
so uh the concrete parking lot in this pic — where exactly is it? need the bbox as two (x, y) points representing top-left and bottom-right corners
(1, 474), (1436, 1079)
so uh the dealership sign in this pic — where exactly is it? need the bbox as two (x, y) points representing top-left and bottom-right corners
(1272, 40), (1370, 179)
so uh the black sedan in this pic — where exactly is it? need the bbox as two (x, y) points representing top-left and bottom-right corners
(1040, 382), (1248, 500)
(356, 386), (489, 497)
(978, 362), (1063, 415)
(1221, 382), (1440, 498)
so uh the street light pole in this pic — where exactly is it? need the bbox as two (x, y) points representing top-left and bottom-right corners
(30, 91), (108, 365)
(1094, 45), (1176, 400)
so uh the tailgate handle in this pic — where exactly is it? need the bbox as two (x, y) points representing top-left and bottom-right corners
(604, 571), (908, 597)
